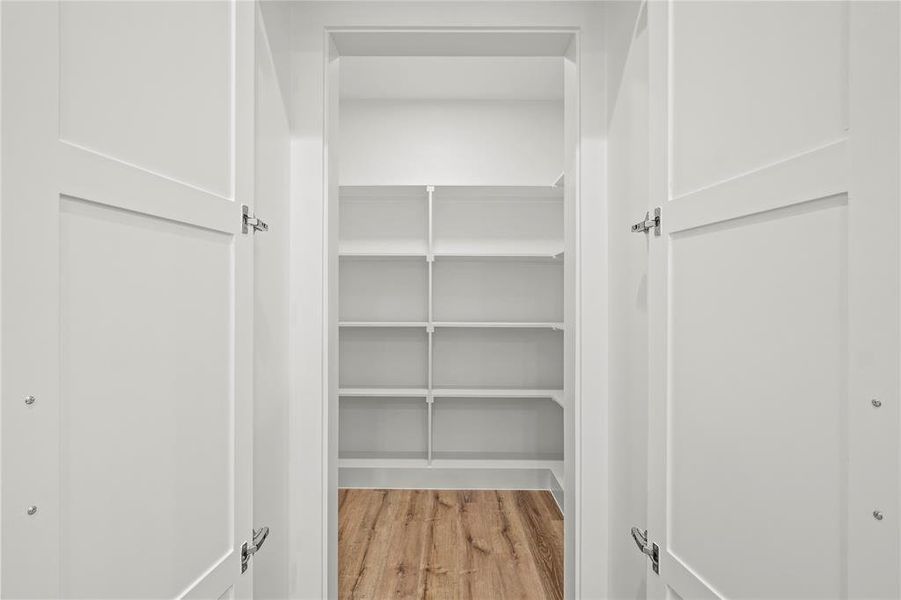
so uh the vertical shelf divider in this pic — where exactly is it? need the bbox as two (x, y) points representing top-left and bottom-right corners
(426, 185), (435, 465)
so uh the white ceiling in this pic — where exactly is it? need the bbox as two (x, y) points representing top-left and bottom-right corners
(339, 56), (563, 100)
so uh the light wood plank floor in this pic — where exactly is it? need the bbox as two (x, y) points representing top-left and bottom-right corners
(339, 489), (564, 600)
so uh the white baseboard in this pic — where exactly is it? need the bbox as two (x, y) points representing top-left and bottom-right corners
(339, 466), (565, 493)
(547, 464), (564, 515)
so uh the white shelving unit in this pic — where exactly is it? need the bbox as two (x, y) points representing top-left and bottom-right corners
(338, 185), (564, 488)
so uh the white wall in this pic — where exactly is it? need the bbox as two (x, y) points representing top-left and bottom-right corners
(339, 56), (563, 101)
(606, 2), (649, 599)
(253, 9), (291, 599)
(258, 0), (293, 126)
(339, 99), (563, 186)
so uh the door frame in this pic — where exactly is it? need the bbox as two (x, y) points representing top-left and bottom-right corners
(286, 5), (609, 598)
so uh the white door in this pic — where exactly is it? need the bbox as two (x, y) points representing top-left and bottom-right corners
(1, 1), (256, 597)
(645, 1), (899, 598)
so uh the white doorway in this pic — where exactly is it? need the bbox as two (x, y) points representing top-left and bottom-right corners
(320, 28), (584, 599)
(287, 7), (609, 597)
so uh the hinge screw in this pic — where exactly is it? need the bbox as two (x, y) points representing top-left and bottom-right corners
(26, 505), (37, 516)
(873, 510), (884, 521)
(872, 399), (882, 408)
(24, 395), (35, 406)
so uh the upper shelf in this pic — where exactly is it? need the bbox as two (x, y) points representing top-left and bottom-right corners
(339, 248), (563, 260)
(339, 387), (429, 398)
(339, 184), (564, 259)
(339, 186), (428, 258)
(340, 185), (429, 199)
(432, 185), (562, 200)
(339, 321), (428, 328)
(338, 241), (428, 258)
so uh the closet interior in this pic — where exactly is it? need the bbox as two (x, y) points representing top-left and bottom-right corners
(336, 56), (567, 508)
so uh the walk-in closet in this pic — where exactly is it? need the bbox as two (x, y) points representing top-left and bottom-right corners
(335, 54), (568, 597)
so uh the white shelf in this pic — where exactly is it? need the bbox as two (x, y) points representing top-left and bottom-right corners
(433, 185), (563, 199)
(338, 456), (563, 471)
(431, 456), (563, 470)
(339, 186), (428, 259)
(338, 243), (428, 258)
(431, 243), (564, 259)
(339, 387), (429, 397)
(432, 321), (562, 330)
(432, 387), (563, 406)
(433, 251), (563, 260)
(338, 387), (563, 407)
(339, 321), (428, 328)
(339, 321), (561, 329)
(338, 184), (564, 478)
(339, 326), (428, 389)
(339, 252), (428, 259)
(339, 458), (430, 470)
(432, 186), (563, 263)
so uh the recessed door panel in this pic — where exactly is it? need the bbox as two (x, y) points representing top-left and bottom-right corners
(670, 1), (848, 196)
(668, 198), (847, 598)
(58, 1), (232, 197)
(59, 198), (234, 597)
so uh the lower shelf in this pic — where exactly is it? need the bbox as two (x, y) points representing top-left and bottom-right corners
(338, 455), (562, 471)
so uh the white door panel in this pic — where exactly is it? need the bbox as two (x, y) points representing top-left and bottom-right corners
(669, 194), (847, 599)
(2, 1), (256, 597)
(59, 198), (234, 597)
(647, 2), (899, 599)
(59, 0), (232, 197)
(670, 1), (848, 196)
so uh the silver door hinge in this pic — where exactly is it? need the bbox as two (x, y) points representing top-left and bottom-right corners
(242, 205), (269, 234)
(631, 207), (660, 236)
(241, 526), (270, 573)
(631, 527), (659, 574)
